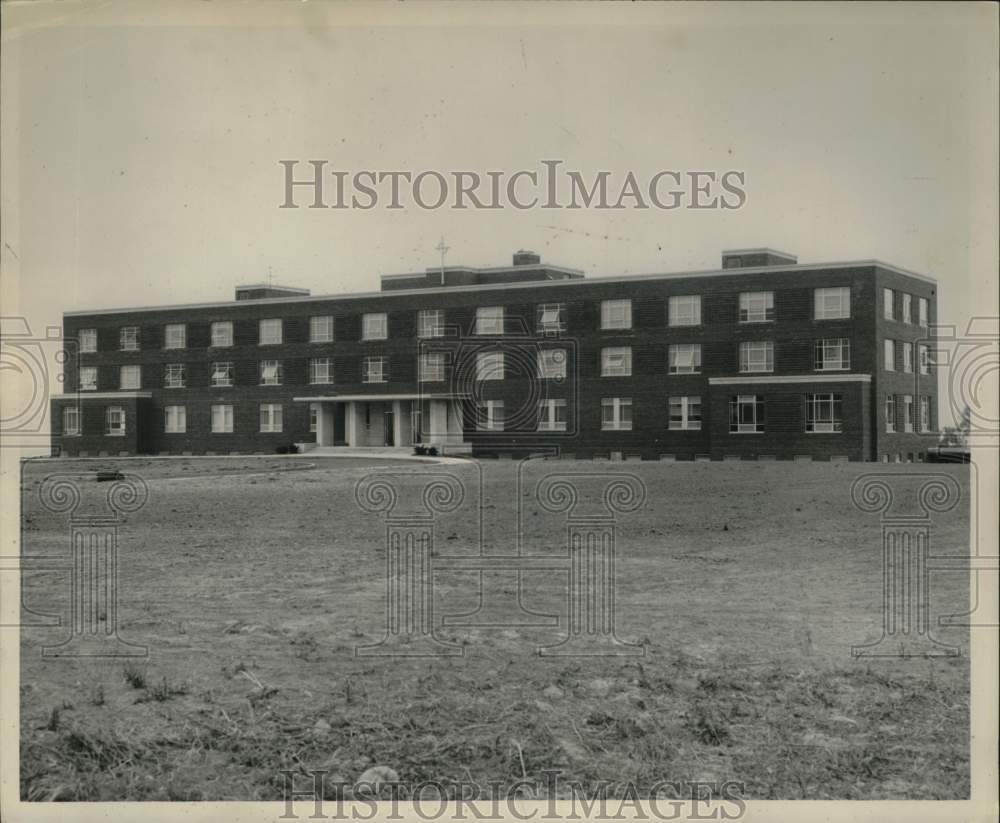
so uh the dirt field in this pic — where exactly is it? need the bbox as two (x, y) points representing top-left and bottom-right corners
(18, 457), (970, 800)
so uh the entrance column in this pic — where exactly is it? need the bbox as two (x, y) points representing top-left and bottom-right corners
(316, 403), (335, 446)
(392, 400), (406, 446)
(345, 401), (361, 446)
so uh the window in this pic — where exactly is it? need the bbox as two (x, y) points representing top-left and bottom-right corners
(120, 326), (139, 351)
(259, 360), (283, 386)
(419, 353), (445, 382)
(477, 399), (505, 431)
(259, 318), (282, 345)
(805, 393), (843, 433)
(475, 306), (504, 336)
(79, 366), (97, 391)
(211, 361), (234, 387)
(814, 287), (851, 320)
(920, 396), (931, 432)
(119, 365), (141, 390)
(105, 406), (125, 436)
(919, 345), (931, 375)
(902, 342), (913, 373)
(668, 344), (702, 374)
(729, 395), (765, 433)
(815, 338), (850, 371)
(362, 313), (388, 340)
(601, 299), (632, 330)
(62, 406), (80, 436)
(885, 395), (896, 433)
(260, 403), (283, 433)
(165, 323), (186, 349)
(476, 351), (504, 381)
(903, 395), (914, 432)
(309, 404), (319, 433)
(164, 363), (185, 388)
(739, 341), (774, 373)
(739, 291), (774, 323)
(601, 346), (632, 377)
(537, 349), (567, 379)
(668, 295), (701, 327)
(310, 315), (334, 343)
(164, 405), (186, 434)
(668, 396), (701, 430)
(601, 397), (632, 431)
(309, 357), (333, 384)
(884, 339), (896, 371)
(79, 328), (97, 353)
(902, 293), (912, 324)
(211, 321), (233, 347)
(918, 297), (928, 327)
(537, 303), (566, 334)
(418, 309), (444, 339)
(883, 288), (895, 320)
(211, 404), (234, 433)
(537, 398), (568, 431)
(363, 356), (387, 384)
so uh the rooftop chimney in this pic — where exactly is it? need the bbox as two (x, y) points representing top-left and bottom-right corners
(512, 249), (541, 266)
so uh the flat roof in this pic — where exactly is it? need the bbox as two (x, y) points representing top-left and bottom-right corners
(721, 247), (798, 260)
(380, 263), (585, 280)
(235, 284), (312, 294)
(64, 259), (936, 317)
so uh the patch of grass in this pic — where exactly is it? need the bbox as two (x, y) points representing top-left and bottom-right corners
(122, 663), (147, 690)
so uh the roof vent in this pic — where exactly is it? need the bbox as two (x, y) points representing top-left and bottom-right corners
(512, 250), (541, 266)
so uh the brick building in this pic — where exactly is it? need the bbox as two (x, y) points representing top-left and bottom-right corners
(50, 247), (940, 462)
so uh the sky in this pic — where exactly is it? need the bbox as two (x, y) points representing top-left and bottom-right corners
(2, 1), (997, 436)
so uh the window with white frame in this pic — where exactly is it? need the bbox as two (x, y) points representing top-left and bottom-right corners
(902, 342), (913, 373)
(668, 396), (701, 430)
(106, 406), (126, 436)
(309, 404), (319, 433)
(211, 361), (233, 387)
(600, 299), (632, 330)
(477, 399), (505, 431)
(814, 287), (851, 320)
(601, 346), (632, 377)
(476, 351), (504, 381)
(475, 306), (504, 336)
(537, 349), (567, 379)
(537, 303), (566, 334)
(211, 404), (234, 433)
(885, 395), (896, 432)
(918, 297), (928, 327)
(738, 291), (774, 323)
(883, 288), (895, 320)
(884, 339), (896, 371)
(902, 293), (912, 324)
(164, 405), (186, 433)
(739, 341), (774, 373)
(362, 313), (388, 340)
(919, 344), (930, 375)
(363, 356), (387, 384)
(310, 315), (334, 343)
(601, 397), (632, 431)
(537, 398), (568, 431)
(309, 357), (333, 384)
(259, 318), (282, 345)
(903, 395), (914, 432)
(62, 406), (80, 436)
(79, 328), (97, 353)
(211, 321), (233, 347)
(259, 360), (282, 386)
(120, 326), (139, 351)
(164, 363), (185, 388)
(729, 394), (765, 433)
(418, 309), (445, 339)
(805, 393), (843, 433)
(668, 343), (702, 374)
(119, 365), (141, 390)
(668, 295), (701, 327)
(920, 396), (931, 432)
(260, 403), (283, 433)
(419, 352), (445, 382)
(165, 323), (186, 349)
(815, 338), (850, 371)
(79, 366), (97, 391)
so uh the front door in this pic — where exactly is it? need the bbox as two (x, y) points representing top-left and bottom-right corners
(384, 410), (395, 446)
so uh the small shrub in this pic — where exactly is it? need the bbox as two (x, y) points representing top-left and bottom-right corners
(427, 446), (439, 456)
(122, 663), (147, 690)
(413, 444), (428, 456)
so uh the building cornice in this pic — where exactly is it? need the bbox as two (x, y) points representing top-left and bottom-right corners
(51, 392), (153, 400)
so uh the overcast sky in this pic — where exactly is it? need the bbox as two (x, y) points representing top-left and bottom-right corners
(2, 2), (997, 431)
